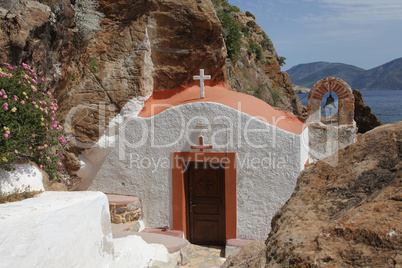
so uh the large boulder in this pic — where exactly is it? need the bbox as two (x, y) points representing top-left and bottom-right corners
(264, 122), (402, 267)
(353, 89), (382, 133)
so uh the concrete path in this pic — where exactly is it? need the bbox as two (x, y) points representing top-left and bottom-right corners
(180, 244), (226, 268)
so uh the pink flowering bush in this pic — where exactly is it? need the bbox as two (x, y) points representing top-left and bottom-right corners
(0, 63), (65, 180)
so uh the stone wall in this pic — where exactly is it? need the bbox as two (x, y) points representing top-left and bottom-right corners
(109, 198), (142, 225)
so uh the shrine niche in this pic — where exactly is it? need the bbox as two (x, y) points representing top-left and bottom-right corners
(306, 77), (357, 164)
(307, 77), (354, 125)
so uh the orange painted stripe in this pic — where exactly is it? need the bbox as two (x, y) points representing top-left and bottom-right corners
(139, 82), (306, 135)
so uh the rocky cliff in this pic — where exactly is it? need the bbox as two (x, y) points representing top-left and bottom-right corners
(224, 122), (402, 267)
(212, 1), (304, 117)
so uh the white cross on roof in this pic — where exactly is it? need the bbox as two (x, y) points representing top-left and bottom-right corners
(193, 69), (211, 99)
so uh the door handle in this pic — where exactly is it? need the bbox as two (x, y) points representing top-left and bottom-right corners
(190, 204), (197, 213)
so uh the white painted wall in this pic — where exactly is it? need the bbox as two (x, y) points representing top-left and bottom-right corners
(0, 192), (114, 268)
(0, 164), (45, 195)
(79, 102), (307, 240)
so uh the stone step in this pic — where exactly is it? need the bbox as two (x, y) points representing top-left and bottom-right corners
(106, 194), (140, 207)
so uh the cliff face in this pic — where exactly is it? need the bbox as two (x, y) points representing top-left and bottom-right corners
(0, 0), (227, 146)
(59, 0), (228, 145)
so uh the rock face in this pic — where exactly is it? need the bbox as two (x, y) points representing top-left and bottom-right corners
(218, 6), (304, 117)
(222, 241), (267, 268)
(353, 89), (382, 133)
(57, 0), (228, 145)
(1, 0), (227, 146)
(0, 0), (76, 92)
(264, 122), (402, 267)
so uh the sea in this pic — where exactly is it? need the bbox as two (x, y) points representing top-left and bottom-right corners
(297, 90), (402, 124)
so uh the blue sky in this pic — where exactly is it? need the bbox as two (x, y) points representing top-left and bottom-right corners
(228, 0), (402, 71)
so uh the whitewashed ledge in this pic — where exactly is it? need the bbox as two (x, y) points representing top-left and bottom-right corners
(0, 192), (114, 268)
(0, 191), (178, 268)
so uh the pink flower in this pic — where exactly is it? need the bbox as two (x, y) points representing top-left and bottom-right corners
(31, 85), (37, 92)
(17, 166), (21, 170)
(28, 146), (32, 150)
(59, 135), (66, 144)
(3, 95), (7, 99)
(58, 162), (62, 167)
(22, 63), (28, 69)
(13, 95), (17, 101)
(4, 133), (8, 138)
(41, 78), (44, 82)
(20, 100), (25, 104)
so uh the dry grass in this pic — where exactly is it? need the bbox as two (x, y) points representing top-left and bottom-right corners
(0, 187), (42, 204)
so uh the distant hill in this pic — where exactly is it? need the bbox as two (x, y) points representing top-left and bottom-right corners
(352, 58), (402, 90)
(286, 62), (365, 88)
(287, 57), (402, 90)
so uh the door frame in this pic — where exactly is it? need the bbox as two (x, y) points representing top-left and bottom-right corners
(172, 151), (237, 240)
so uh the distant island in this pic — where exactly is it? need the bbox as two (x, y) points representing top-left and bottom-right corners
(287, 57), (402, 90)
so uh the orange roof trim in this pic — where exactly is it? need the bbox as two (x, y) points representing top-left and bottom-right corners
(138, 82), (306, 135)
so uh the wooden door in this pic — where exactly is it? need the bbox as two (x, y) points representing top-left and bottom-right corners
(186, 162), (226, 246)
